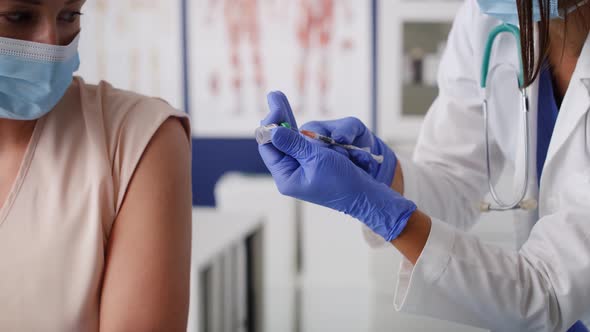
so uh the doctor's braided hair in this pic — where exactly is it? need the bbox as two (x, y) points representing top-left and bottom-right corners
(517, 0), (588, 87)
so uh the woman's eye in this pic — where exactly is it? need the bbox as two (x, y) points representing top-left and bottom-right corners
(59, 11), (82, 23)
(1, 12), (33, 23)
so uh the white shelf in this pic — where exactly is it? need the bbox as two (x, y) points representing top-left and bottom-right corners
(192, 208), (264, 268)
(398, 1), (463, 21)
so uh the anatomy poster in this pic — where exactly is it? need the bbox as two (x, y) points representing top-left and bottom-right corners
(77, 0), (184, 110)
(190, 0), (372, 137)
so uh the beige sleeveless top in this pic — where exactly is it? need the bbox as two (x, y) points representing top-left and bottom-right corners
(0, 77), (190, 331)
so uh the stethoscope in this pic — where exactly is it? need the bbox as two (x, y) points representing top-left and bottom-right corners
(479, 24), (538, 212)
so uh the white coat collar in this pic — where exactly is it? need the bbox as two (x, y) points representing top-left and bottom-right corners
(542, 32), (590, 167)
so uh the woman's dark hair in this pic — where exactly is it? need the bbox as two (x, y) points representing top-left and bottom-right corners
(517, 0), (551, 87)
(517, 0), (588, 87)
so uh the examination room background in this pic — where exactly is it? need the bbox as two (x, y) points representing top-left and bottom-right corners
(77, 0), (517, 331)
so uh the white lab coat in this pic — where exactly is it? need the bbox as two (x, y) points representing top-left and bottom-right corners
(364, 0), (590, 331)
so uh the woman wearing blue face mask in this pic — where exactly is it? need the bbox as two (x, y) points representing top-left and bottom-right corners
(259, 0), (590, 331)
(0, 0), (192, 331)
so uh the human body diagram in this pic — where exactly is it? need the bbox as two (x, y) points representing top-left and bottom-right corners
(203, 0), (355, 115)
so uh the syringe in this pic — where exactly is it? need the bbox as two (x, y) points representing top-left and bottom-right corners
(255, 123), (384, 164)
(300, 130), (384, 164)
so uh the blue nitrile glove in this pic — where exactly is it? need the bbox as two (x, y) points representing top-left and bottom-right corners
(258, 91), (417, 241)
(300, 118), (397, 187)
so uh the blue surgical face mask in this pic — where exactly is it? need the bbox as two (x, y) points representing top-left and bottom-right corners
(0, 34), (80, 120)
(477, 0), (589, 25)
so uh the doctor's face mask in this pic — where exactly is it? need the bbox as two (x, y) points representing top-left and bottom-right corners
(477, 0), (588, 25)
(0, 0), (83, 120)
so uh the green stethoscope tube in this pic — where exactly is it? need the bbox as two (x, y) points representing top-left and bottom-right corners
(481, 23), (524, 89)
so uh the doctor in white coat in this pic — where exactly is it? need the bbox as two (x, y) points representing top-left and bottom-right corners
(258, 0), (590, 331)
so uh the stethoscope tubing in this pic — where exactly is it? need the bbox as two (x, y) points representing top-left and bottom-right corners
(479, 24), (538, 212)
(481, 89), (533, 212)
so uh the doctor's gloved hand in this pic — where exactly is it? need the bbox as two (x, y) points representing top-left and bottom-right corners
(259, 92), (417, 241)
(300, 118), (397, 187)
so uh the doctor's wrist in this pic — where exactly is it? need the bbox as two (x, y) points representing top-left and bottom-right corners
(391, 210), (432, 265)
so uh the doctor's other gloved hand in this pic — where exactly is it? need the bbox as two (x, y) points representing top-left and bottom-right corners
(258, 91), (417, 242)
(300, 117), (398, 187)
